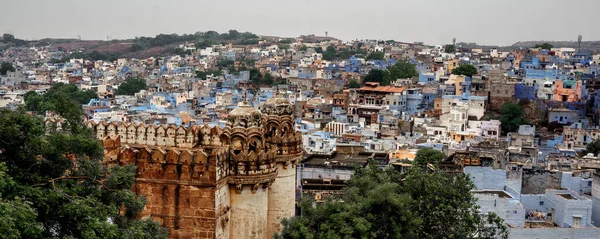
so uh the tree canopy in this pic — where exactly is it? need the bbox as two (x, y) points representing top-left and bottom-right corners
(382, 60), (419, 85)
(534, 43), (553, 50)
(364, 69), (385, 85)
(499, 103), (529, 134)
(444, 44), (456, 53)
(278, 149), (508, 239)
(117, 77), (148, 96)
(413, 147), (445, 166)
(24, 83), (97, 132)
(452, 64), (478, 77)
(0, 108), (168, 238)
(348, 79), (361, 88)
(249, 69), (279, 86)
(579, 139), (600, 157)
(365, 51), (385, 61)
(322, 46), (336, 61)
(0, 62), (15, 75)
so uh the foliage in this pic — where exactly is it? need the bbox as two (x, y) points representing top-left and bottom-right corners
(348, 79), (361, 88)
(1, 33), (27, 46)
(217, 58), (235, 68)
(382, 60), (419, 85)
(0, 108), (168, 238)
(0, 62), (15, 75)
(534, 43), (553, 50)
(413, 148), (445, 167)
(445, 44), (456, 53)
(365, 51), (385, 61)
(579, 139), (600, 157)
(499, 103), (529, 135)
(196, 70), (223, 80)
(117, 77), (147, 96)
(278, 154), (508, 239)
(338, 48), (368, 60)
(249, 68), (279, 86)
(402, 164), (508, 239)
(452, 64), (478, 77)
(300, 45), (308, 52)
(279, 44), (290, 51)
(279, 38), (294, 44)
(130, 30), (259, 52)
(24, 83), (97, 132)
(279, 163), (419, 239)
(364, 69), (385, 85)
(322, 46), (336, 60)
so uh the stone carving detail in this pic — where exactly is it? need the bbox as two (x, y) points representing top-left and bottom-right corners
(83, 98), (303, 238)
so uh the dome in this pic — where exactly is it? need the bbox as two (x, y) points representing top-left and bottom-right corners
(227, 101), (263, 128)
(262, 94), (293, 116)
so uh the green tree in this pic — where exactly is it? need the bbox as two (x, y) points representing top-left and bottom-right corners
(365, 51), (385, 61)
(279, 163), (419, 239)
(300, 45), (308, 52)
(402, 162), (508, 239)
(278, 156), (508, 239)
(383, 60), (418, 85)
(0, 162), (43, 238)
(217, 58), (235, 68)
(2, 33), (15, 42)
(0, 108), (168, 238)
(24, 83), (97, 132)
(364, 69), (385, 85)
(534, 43), (553, 50)
(579, 139), (600, 156)
(322, 46), (336, 61)
(279, 44), (290, 51)
(117, 77), (148, 96)
(348, 79), (361, 88)
(314, 47), (323, 53)
(413, 147), (445, 166)
(0, 62), (15, 75)
(279, 38), (294, 44)
(499, 103), (528, 134)
(445, 44), (456, 53)
(452, 64), (478, 77)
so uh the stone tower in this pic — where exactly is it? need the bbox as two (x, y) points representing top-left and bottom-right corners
(261, 94), (302, 237)
(224, 101), (276, 239)
(88, 98), (302, 239)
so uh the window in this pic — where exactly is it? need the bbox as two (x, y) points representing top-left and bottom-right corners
(539, 201), (544, 206)
(589, 181), (593, 187)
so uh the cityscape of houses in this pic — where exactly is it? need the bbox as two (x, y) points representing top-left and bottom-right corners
(4, 31), (600, 238)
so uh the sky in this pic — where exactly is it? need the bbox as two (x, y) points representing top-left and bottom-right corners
(1, 0), (598, 46)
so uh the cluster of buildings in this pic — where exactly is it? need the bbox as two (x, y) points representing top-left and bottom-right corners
(5, 35), (600, 238)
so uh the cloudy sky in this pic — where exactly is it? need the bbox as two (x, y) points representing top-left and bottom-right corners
(1, 0), (597, 46)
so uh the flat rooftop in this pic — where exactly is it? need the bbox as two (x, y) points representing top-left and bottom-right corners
(473, 190), (513, 199)
(557, 193), (577, 200)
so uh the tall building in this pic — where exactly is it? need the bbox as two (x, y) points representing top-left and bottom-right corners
(90, 94), (302, 239)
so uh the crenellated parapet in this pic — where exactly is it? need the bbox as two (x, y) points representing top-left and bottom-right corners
(100, 135), (220, 185)
(88, 121), (199, 148)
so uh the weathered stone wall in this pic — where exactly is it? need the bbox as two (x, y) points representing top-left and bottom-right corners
(229, 184), (269, 239)
(267, 160), (299, 237)
(215, 184), (231, 239)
